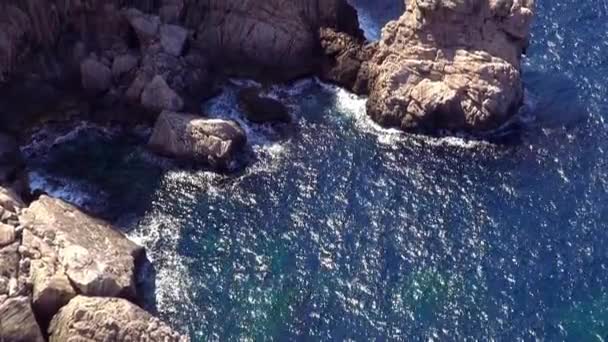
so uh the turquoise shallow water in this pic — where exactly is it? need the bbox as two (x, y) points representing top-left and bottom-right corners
(25, 1), (608, 340)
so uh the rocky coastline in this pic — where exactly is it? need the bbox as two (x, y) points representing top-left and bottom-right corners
(0, 0), (535, 340)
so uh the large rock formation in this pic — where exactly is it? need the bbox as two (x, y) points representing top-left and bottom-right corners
(323, 0), (535, 133)
(191, 0), (363, 80)
(149, 111), (247, 169)
(49, 296), (187, 342)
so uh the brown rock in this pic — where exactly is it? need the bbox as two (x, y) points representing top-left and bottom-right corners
(30, 258), (76, 325)
(149, 111), (246, 168)
(0, 296), (45, 342)
(48, 296), (187, 342)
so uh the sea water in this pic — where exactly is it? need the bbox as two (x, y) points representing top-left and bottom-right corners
(25, 0), (608, 340)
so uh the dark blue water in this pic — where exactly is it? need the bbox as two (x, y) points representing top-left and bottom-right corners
(26, 1), (608, 340)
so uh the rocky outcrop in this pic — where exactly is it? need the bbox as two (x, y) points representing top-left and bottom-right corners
(149, 111), (247, 168)
(238, 88), (291, 124)
(323, 0), (535, 133)
(49, 296), (186, 342)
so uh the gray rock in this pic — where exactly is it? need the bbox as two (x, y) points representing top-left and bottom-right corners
(148, 111), (246, 168)
(19, 196), (144, 300)
(48, 296), (188, 342)
(160, 24), (188, 56)
(126, 9), (161, 47)
(112, 54), (139, 79)
(30, 258), (76, 324)
(140, 75), (184, 112)
(81, 58), (112, 94)
(0, 296), (45, 342)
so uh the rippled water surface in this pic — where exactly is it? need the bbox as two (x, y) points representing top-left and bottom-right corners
(27, 1), (608, 340)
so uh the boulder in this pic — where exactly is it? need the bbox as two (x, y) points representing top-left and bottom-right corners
(148, 111), (246, 168)
(81, 58), (113, 94)
(0, 296), (45, 342)
(19, 196), (144, 301)
(237, 88), (291, 124)
(29, 256), (76, 325)
(160, 24), (188, 56)
(361, 0), (535, 132)
(141, 75), (184, 112)
(112, 54), (139, 79)
(48, 296), (187, 342)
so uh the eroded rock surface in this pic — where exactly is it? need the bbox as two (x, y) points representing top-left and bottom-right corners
(48, 296), (187, 342)
(149, 111), (247, 168)
(367, 0), (535, 132)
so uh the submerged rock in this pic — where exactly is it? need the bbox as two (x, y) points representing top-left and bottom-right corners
(366, 0), (535, 132)
(149, 111), (246, 168)
(49, 296), (187, 342)
(238, 88), (291, 124)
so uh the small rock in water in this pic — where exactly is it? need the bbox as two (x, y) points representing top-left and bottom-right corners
(238, 88), (291, 124)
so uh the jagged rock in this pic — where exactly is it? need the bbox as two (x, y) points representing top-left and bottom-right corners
(19, 196), (144, 300)
(237, 88), (291, 123)
(0, 223), (15, 247)
(112, 54), (139, 79)
(0, 186), (24, 214)
(81, 58), (113, 94)
(48, 296), (187, 342)
(193, 0), (363, 80)
(126, 9), (161, 47)
(319, 28), (374, 94)
(0, 296), (45, 342)
(149, 111), (246, 168)
(363, 0), (535, 132)
(141, 75), (184, 112)
(160, 24), (188, 56)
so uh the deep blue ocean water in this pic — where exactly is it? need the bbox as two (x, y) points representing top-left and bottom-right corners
(25, 1), (608, 340)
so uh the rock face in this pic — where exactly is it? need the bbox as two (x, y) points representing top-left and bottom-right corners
(192, 0), (363, 80)
(0, 134), (28, 198)
(49, 296), (187, 342)
(0, 296), (45, 342)
(361, 0), (535, 132)
(19, 196), (145, 321)
(238, 88), (291, 124)
(149, 111), (246, 168)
